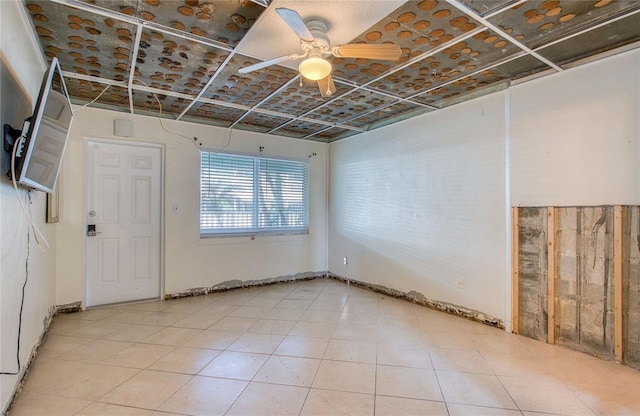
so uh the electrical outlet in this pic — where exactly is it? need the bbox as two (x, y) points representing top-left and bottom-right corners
(343, 256), (348, 265)
(172, 203), (179, 214)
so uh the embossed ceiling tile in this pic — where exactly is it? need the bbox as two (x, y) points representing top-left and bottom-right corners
(371, 29), (520, 97)
(414, 69), (509, 108)
(26, 1), (135, 81)
(348, 101), (433, 129)
(487, 0), (640, 50)
(456, 0), (519, 16)
(276, 121), (329, 139)
(79, 0), (265, 46)
(306, 90), (395, 124)
(332, 0), (482, 85)
(258, 79), (351, 116)
(134, 27), (228, 96)
(64, 78), (130, 112)
(537, 12), (640, 67)
(181, 101), (245, 127)
(205, 56), (298, 108)
(235, 112), (291, 133)
(131, 90), (191, 118)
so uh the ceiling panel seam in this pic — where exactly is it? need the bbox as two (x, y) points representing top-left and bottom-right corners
(444, 0), (563, 72)
(51, 0), (233, 52)
(406, 51), (527, 101)
(229, 75), (302, 129)
(127, 24), (144, 115)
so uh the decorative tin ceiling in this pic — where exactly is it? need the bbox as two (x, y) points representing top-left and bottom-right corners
(25, 0), (640, 142)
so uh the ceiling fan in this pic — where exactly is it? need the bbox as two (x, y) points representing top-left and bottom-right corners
(239, 7), (402, 97)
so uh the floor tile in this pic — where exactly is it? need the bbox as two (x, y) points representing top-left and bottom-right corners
(33, 335), (92, 361)
(376, 342), (432, 369)
(101, 343), (175, 369)
(8, 391), (92, 416)
(24, 359), (139, 401)
(141, 327), (202, 347)
(11, 279), (640, 416)
(447, 403), (523, 415)
(208, 317), (259, 332)
(99, 369), (192, 410)
(137, 312), (189, 327)
(274, 335), (329, 359)
(289, 321), (336, 338)
(102, 324), (164, 343)
(169, 314), (221, 330)
(148, 347), (220, 374)
(376, 365), (443, 401)
(249, 319), (296, 335)
(301, 389), (374, 416)
(499, 375), (597, 415)
(332, 323), (377, 342)
(184, 330), (241, 350)
(56, 339), (133, 363)
(323, 339), (377, 363)
(312, 360), (376, 394)
(264, 307), (306, 321)
(65, 322), (129, 339)
(227, 333), (284, 354)
(228, 305), (272, 319)
(47, 318), (91, 335)
(226, 382), (309, 416)
(375, 395), (448, 416)
(157, 376), (247, 415)
(75, 402), (154, 415)
(254, 355), (321, 387)
(430, 348), (493, 374)
(199, 351), (269, 380)
(437, 371), (518, 409)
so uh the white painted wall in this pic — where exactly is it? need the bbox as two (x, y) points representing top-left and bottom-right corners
(0, 0), (51, 412)
(329, 93), (508, 320)
(328, 48), (640, 322)
(511, 49), (640, 206)
(57, 108), (328, 304)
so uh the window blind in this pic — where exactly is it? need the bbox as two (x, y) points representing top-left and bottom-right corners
(200, 152), (309, 236)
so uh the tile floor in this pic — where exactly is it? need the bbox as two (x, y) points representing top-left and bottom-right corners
(9, 278), (640, 416)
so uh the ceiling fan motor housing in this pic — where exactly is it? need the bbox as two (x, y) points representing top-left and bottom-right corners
(301, 18), (330, 53)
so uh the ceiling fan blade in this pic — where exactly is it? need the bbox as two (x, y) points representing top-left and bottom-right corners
(276, 8), (314, 42)
(238, 55), (298, 74)
(318, 74), (336, 98)
(332, 43), (402, 61)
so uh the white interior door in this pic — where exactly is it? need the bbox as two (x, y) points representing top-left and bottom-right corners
(85, 140), (162, 307)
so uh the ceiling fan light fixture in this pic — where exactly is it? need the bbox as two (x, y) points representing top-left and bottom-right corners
(299, 57), (332, 81)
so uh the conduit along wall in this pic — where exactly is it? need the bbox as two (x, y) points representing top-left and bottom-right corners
(512, 206), (640, 369)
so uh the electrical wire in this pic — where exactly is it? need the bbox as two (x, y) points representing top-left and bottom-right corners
(133, 79), (234, 153)
(71, 83), (112, 113)
(10, 136), (49, 251)
(0, 206), (30, 376)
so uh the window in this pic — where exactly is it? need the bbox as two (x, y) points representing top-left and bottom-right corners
(200, 152), (309, 236)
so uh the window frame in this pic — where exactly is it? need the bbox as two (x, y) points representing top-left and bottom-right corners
(199, 151), (310, 238)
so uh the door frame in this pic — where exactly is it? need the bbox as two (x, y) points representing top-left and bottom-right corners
(83, 137), (165, 307)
